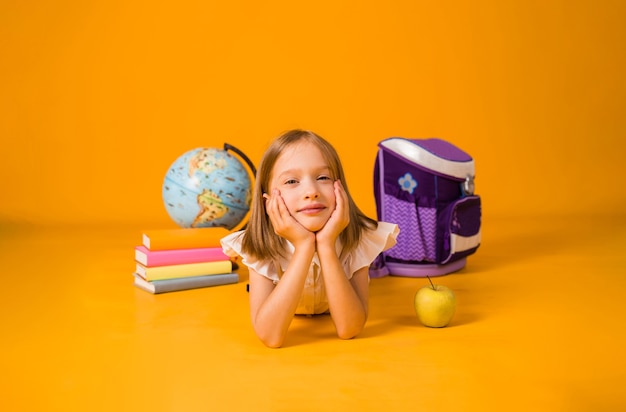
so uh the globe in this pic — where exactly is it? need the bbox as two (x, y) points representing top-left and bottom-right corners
(162, 146), (253, 229)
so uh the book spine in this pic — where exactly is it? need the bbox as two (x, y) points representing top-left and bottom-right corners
(134, 273), (239, 294)
(136, 260), (233, 281)
(142, 228), (230, 250)
(135, 245), (229, 267)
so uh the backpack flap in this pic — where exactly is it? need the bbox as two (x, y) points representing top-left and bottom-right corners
(378, 137), (475, 192)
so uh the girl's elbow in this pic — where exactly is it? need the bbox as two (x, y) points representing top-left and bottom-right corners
(255, 328), (285, 348)
(261, 337), (284, 348)
(336, 311), (367, 340)
(337, 331), (358, 340)
(252, 314), (286, 348)
(336, 322), (365, 340)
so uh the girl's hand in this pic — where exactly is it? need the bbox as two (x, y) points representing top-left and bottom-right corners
(315, 180), (350, 247)
(264, 189), (314, 247)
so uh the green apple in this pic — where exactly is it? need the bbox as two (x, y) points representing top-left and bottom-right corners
(414, 276), (456, 327)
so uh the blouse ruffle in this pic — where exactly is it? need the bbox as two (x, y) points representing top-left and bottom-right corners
(220, 222), (399, 282)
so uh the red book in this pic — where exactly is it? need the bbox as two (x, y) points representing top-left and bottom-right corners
(134, 245), (230, 267)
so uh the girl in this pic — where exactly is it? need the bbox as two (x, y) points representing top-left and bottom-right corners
(221, 130), (398, 348)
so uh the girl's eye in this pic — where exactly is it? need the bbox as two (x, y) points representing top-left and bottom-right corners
(284, 179), (298, 185)
(318, 175), (332, 181)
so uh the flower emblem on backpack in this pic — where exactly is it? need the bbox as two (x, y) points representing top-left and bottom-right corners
(398, 172), (417, 194)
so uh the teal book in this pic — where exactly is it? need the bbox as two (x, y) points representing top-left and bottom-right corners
(133, 272), (239, 294)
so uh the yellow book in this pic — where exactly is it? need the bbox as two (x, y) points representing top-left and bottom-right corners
(135, 260), (233, 281)
(142, 227), (230, 250)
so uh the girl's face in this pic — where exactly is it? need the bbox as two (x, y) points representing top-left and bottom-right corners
(268, 140), (336, 232)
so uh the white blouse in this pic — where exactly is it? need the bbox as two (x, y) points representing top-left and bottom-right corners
(220, 222), (399, 315)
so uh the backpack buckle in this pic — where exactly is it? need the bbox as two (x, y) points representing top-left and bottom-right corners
(462, 175), (475, 196)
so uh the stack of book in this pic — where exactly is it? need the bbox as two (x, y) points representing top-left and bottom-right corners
(132, 227), (238, 294)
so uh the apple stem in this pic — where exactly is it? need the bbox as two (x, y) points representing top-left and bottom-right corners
(427, 275), (435, 290)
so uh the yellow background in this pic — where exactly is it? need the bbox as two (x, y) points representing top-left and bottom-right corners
(2, 0), (625, 225)
(2, 1), (626, 411)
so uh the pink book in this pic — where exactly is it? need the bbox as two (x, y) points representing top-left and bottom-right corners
(134, 245), (230, 267)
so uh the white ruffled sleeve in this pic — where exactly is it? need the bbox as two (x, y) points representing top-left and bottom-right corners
(220, 230), (280, 283)
(345, 221), (399, 277)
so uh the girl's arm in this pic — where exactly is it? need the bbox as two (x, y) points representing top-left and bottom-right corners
(316, 245), (369, 340)
(316, 181), (369, 339)
(250, 189), (315, 348)
(248, 241), (314, 348)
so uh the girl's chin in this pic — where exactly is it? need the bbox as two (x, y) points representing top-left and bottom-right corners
(296, 218), (327, 233)
(303, 224), (325, 233)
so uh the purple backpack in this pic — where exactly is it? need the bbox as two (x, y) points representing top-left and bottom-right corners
(370, 138), (481, 278)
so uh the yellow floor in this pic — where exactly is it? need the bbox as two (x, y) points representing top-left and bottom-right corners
(1, 214), (625, 411)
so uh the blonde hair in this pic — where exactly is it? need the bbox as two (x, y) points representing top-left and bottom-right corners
(241, 129), (377, 263)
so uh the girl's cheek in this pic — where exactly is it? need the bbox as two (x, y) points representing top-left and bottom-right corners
(329, 188), (338, 207)
(277, 192), (292, 210)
